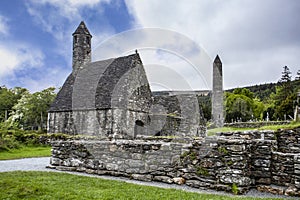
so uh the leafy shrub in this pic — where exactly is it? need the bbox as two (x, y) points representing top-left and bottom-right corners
(196, 166), (209, 176)
(231, 183), (239, 195)
(0, 134), (20, 152)
(0, 128), (45, 151)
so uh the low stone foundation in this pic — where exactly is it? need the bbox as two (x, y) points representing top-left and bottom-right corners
(49, 128), (300, 196)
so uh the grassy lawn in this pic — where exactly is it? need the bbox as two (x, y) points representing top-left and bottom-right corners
(0, 145), (51, 160)
(257, 122), (300, 131)
(207, 122), (300, 136)
(0, 171), (283, 200)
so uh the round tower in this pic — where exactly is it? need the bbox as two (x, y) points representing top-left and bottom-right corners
(72, 21), (92, 75)
(212, 55), (224, 127)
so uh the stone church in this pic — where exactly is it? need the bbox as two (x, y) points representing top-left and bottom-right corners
(48, 21), (153, 138)
(48, 21), (221, 138)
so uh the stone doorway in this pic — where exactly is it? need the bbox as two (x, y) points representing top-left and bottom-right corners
(134, 120), (144, 138)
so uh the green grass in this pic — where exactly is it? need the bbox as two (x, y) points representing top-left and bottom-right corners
(0, 171), (283, 200)
(207, 127), (251, 136)
(207, 122), (300, 136)
(257, 121), (300, 131)
(0, 145), (51, 160)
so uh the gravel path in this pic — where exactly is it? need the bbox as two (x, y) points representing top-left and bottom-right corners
(0, 157), (296, 199)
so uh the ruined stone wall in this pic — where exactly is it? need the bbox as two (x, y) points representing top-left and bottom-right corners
(49, 128), (300, 196)
(151, 94), (205, 137)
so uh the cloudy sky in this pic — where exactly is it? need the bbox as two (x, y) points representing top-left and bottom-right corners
(0, 0), (299, 92)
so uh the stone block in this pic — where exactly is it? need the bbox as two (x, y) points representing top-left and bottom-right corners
(132, 153), (143, 160)
(251, 171), (271, 178)
(86, 169), (96, 174)
(171, 155), (180, 164)
(153, 176), (173, 183)
(257, 185), (284, 195)
(76, 167), (86, 172)
(50, 157), (62, 166)
(125, 168), (140, 174)
(226, 144), (246, 152)
(220, 175), (251, 186)
(62, 159), (71, 167)
(284, 186), (300, 196)
(128, 160), (144, 168)
(56, 166), (76, 171)
(173, 177), (185, 185)
(295, 164), (300, 170)
(254, 159), (270, 167)
(106, 163), (119, 171)
(218, 169), (243, 175)
(161, 143), (171, 151)
(210, 184), (231, 192)
(131, 174), (152, 181)
(256, 178), (271, 185)
(150, 171), (166, 176)
(149, 165), (159, 171)
(70, 158), (82, 167)
(185, 180), (211, 188)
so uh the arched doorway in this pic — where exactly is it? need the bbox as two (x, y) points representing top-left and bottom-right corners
(134, 120), (144, 138)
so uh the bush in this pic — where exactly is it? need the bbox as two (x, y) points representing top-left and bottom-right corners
(0, 134), (21, 152)
(0, 125), (98, 152)
(231, 183), (239, 195)
(0, 128), (48, 152)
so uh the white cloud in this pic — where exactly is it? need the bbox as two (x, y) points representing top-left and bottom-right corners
(0, 15), (9, 35)
(28, 0), (110, 20)
(92, 28), (212, 90)
(26, 0), (112, 40)
(0, 43), (44, 79)
(26, 0), (115, 66)
(125, 0), (300, 89)
(17, 65), (70, 92)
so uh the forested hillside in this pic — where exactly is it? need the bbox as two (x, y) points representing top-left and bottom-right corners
(227, 82), (277, 102)
(224, 66), (300, 122)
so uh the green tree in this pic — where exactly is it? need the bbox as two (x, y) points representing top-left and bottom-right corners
(296, 69), (300, 81)
(225, 92), (253, 122)
(276, 93), (297, 120)
(273, 66), (296, 120)
(280, 66), (292, 83)
(0, 86), (28, 122)
(198, 95), (211, 121)
(252, 98), (265, 120)
(9, 87), (56, 130)
(225, 88), (266, 122)
(233, 88), (254, 99)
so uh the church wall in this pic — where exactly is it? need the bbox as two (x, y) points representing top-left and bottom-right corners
(48, 111), (103, 136)
(47, 109), (150, 138)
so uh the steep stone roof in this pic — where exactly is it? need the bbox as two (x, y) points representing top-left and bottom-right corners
(49, 73), (75, 112)
(214, 55), (222, 64)
(49, 53), (146, 112)
(72, 21), (92, 36)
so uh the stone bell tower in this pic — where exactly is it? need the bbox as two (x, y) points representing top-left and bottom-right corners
(72, 21), (92, 75)
(212, 55), (224, 127)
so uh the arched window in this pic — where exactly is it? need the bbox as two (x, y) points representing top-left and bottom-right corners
(74, 36), (77, 43)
